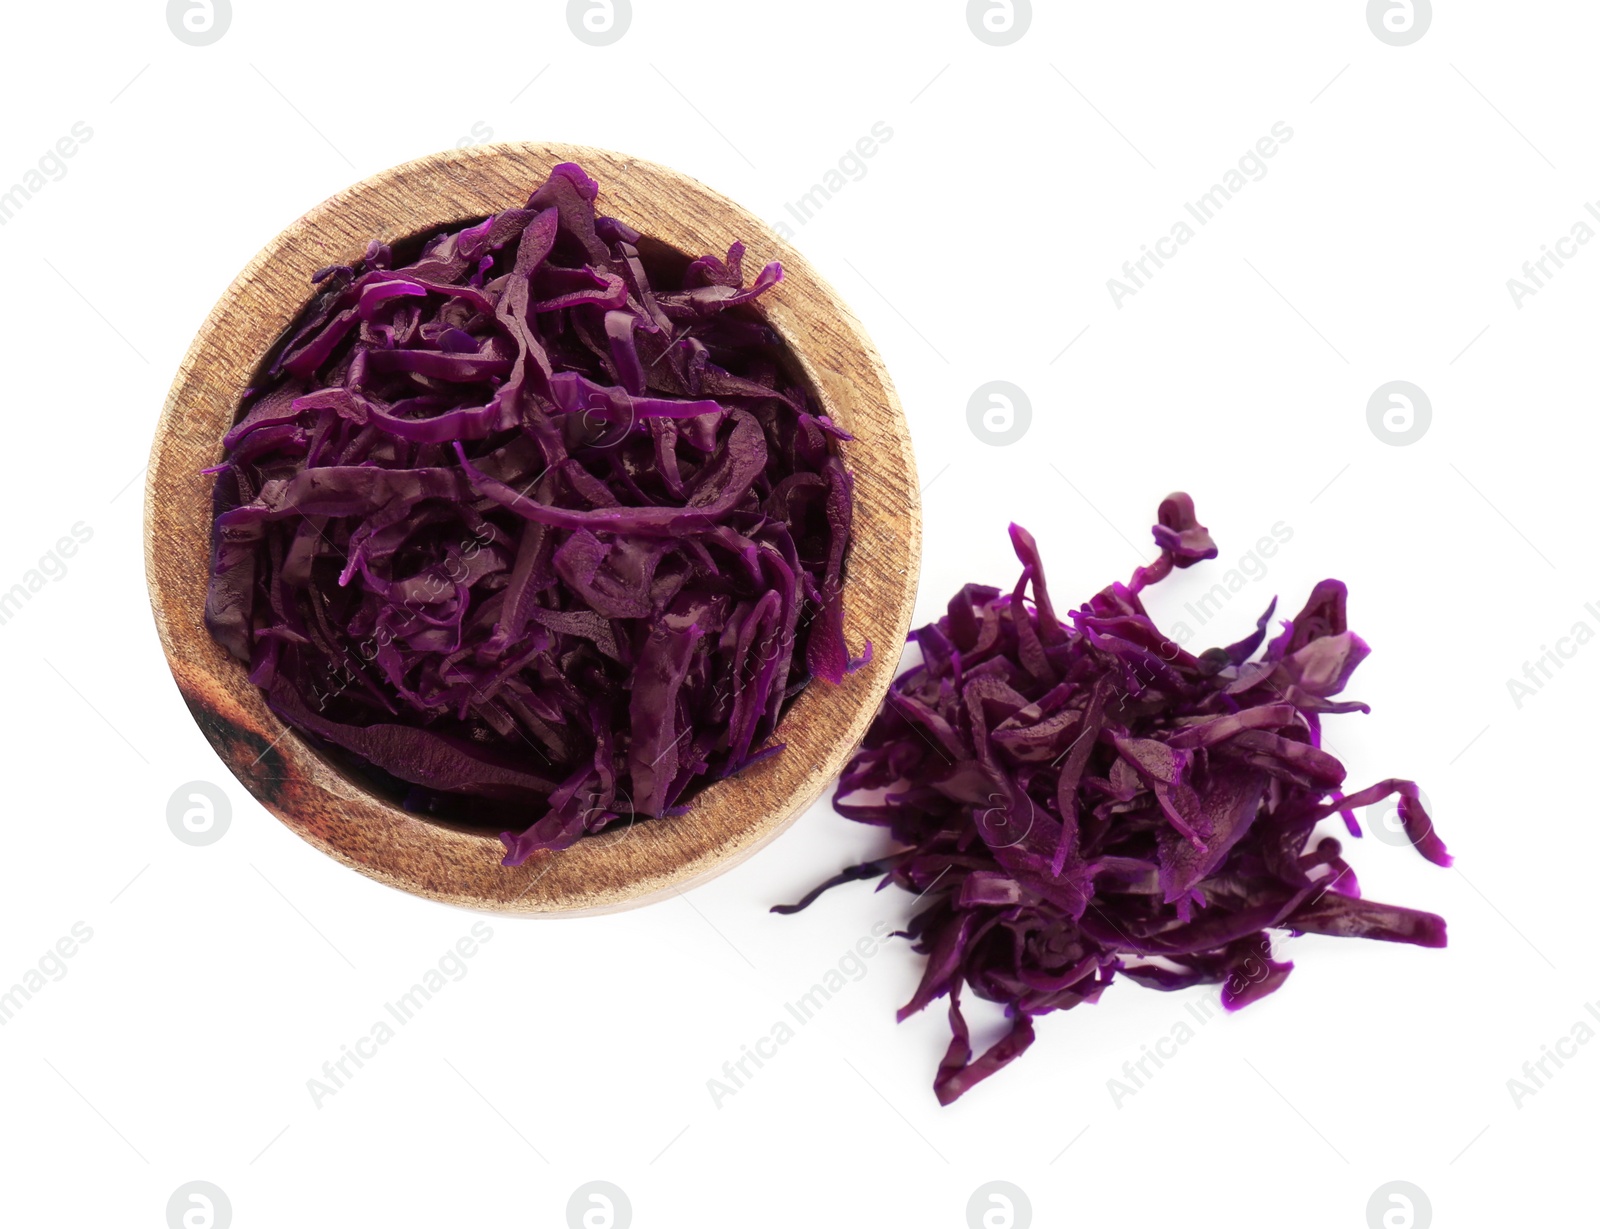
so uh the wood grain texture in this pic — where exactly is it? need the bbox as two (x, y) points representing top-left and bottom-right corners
(144, 143), (920, 915)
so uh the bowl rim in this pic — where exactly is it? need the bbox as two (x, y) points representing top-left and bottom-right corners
(145, 141), (921, 916)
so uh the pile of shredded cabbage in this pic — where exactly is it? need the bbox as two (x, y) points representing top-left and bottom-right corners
(778, 495), (1447, 1103)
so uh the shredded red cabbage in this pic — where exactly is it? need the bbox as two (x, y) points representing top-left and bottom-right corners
(776, 494), (1448, 1104)
(205, 163), (863, 862)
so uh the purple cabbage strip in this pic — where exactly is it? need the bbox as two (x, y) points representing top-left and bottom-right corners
(205, 163), (863, 861)
(776, 494), (1448, 1105)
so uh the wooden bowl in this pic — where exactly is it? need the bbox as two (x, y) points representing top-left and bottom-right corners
(145, 143), (920, 916)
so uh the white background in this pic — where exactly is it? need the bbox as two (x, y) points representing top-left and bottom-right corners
(0, 2), (1594, 1226)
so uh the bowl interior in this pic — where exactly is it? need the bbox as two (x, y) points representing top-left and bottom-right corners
(234, 216), (839, 841)
(146, 142), (920, 915)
